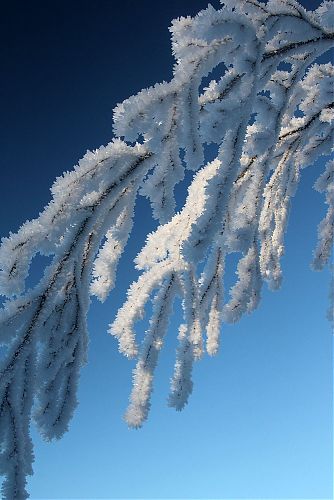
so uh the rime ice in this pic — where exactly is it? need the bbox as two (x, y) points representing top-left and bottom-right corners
(0, 1), (333, 498)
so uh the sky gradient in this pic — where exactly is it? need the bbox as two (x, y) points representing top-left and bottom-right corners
(0, 0), (332, 498)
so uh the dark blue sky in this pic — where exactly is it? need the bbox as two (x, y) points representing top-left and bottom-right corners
(0, 0), (332, 498)
(1, 0), (211, 234)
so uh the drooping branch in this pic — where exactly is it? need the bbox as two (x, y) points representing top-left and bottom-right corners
(0, 1), (333, 497)
(110, 1), (333, 424)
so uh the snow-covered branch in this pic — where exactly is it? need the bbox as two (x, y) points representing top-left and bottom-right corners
(0, 0), (333, 497)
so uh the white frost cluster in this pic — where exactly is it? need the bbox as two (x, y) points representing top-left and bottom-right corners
(312, 159), (334, 271)
(0, 1), (333, 498)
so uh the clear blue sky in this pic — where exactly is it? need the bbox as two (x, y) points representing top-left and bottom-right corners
(0, 0), (332, 499)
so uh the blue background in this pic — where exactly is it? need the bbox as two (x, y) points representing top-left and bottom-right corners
(0, 0), (332, 498)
